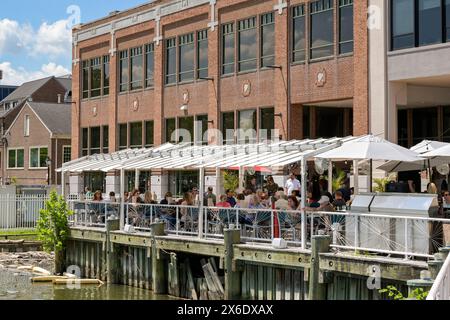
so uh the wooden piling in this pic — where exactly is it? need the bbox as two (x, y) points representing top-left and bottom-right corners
(106, 219), (120, 284)
(308, 235), (331, 300)
(224, 228), (241, 300)
(151, 222), (167, 294)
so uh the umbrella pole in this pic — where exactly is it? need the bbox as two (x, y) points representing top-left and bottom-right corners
(428, 159), (432, 184)
(369, 159), (373, 193)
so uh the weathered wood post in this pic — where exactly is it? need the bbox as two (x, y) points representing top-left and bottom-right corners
(308, 235), (331, 300)
(407, 270), (434, 298)
(151, 222), (167, 294)
(224, 228), (241, 300)
(106, 218), (120, 284)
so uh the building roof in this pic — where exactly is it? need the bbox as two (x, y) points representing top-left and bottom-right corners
(27, 102), (72, 136)
(55, 76), (72, 93)
(0, 76), (53, 104)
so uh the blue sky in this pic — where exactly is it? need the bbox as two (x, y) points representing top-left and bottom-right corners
(0, 0), (148, 85)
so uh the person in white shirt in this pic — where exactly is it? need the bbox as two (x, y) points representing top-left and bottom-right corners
(285, 173), (301, 196)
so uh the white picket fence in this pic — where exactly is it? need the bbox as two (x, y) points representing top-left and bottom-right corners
(0, 195), (49, 231)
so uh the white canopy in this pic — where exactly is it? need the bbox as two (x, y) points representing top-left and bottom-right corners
(316, 135), (424, 162)
(422, 144), (450, 161)
(378, 140), (450, 172)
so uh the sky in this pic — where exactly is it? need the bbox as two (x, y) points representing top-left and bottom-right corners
(0, 0), (149, 86)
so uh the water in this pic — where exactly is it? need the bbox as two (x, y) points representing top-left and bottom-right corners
(0, 269), (176, 300)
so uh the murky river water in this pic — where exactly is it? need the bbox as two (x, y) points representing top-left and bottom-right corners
(0, 269), (176, 300)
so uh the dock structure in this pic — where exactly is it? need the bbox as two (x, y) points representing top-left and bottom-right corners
(66, 220), (435, 300)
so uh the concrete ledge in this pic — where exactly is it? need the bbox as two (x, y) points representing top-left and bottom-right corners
(0, 240), (42, 253)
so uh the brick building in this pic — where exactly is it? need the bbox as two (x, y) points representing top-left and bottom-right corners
(70, 0), (369, 196)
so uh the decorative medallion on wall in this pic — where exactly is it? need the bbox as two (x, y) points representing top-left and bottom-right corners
(92, 106), (98, 117)
(182, 90), (190, 104)
(242, 80), (252, 97)
(315, 69), (327, 87)
(132, 98), (139, 112)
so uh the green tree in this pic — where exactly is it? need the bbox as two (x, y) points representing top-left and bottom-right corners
(223, 170), (239, 193)
(37, 191), (73, 274)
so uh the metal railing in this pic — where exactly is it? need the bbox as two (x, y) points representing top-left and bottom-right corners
(427, 253), (450, 300)
(68, 200), (120, 229)
(0, 194), (48, 231)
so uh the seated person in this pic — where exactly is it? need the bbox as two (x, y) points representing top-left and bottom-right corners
(332, 191), (347, 210)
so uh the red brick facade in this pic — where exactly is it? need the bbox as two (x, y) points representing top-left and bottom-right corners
(72, 0), (369, 160)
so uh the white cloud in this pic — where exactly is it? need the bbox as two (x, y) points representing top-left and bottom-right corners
(0, 18), (71, 59)
(0, 61), (70, 86)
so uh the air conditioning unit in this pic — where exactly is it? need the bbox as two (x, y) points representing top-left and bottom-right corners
(272, 238), (287, 249)
(124, 224), (136, 234)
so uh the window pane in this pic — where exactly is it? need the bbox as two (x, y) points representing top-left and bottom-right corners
(222, 112), (235, 144)
(90, 57), (101, 97)
(178, 117), (194, 144)
(446, 0), (450, 41)
(398, 109), (408, 147)
(8, 150), (16, 168)
(165, 118), (176, 143)
(222, 23), (235, 75)
(238, 109), (257, 144)
(39, 148), (48, 168)
(82, 61), (89, 99)
(412, 107), (438, 145)
(30, 148), (39, 168)
(90, 127), (101, 154)
(119, 124), (127, 150)
(166, 38), (177, 84)
(196, 115), (208, 145)
(82, 128), (88, 149)
(310, 0), (334, 59)
(316, 107), (345, 138)
(197, 30), (208, 78)
(63, 147), (72, 163)
(391, 0), (415, 50)
(179, 33), (195, 82)
(238, 17), (257, 72)
(303, 106), (311, 138)
(260, 108), (275, 141)
(293, 6), (306, 62)
(103, 55), (110, 95)
(130, 122), (143, 148)
(130, 47), (144, 90)
(119, 50), (129, 92)
(145, 43), (154, 87)
(418, 0), (442, 46)
(145, 121), (154, 147)
(261, 13), (275, 67)
(339, 0), (354, 54)
(17, 149), (24, 168)
(102, 126), (109, 153)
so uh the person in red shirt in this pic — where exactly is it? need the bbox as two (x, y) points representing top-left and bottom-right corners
(216, 195), (232, 208)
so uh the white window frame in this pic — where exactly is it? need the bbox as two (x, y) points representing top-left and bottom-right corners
(29, 146), (49, 170)
(62, 145), (72, 164)
(24, 114), (30, 137)
(7, 148), (25, 170)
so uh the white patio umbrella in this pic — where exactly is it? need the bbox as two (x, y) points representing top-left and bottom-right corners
(316, 135), (424, 192)
(422, 144), (450, 162)
(378, 140), (450, 173)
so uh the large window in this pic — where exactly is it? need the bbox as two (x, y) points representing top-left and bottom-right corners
(63, 146), (72, 163)
(292, 5), (306, 62)
(238, 17), (257, 72)
(165, 118), (176, 143)
(260, 107), (275, 141)
(119, 50), (129, 92)
(103, 55), (110, 95)
(24, 115), (30, 137)
(261, 13), (275, 68)
(90, 127), (101, 154)
(166, 38), (177, 85)
(90, 57), (101, 98)
(310, 0), (334, 59)
(197, 30), (209, 79)
(391, 0), (448, 50)
(29, 147), (48, 169)
(178, 116), (194, 144)
(130, 47), (144, 90)
(398, 109), (408, 147)
(119, 124), (128, 150)
(222, 23), (235, 75)
(169, 171), (199, 197)
(222, 112), (235, 144)
(102, 125), (109, 154)
(82, 61), (89, 99)
(316, 107), (345, 138)
(339, 0), (354, 54)
(179, 33), (195, 82)
(145, 121), (154, 147)
(413, 107), (438, 145)
(130, 122), (143, 148)
(145, 43), (155, 88)
(238, 109), (257, 144)
(84, 172), (106, 193)
(196, 115), (208, 145)
(418, 0), (442, 46)
(8, 149), (24, 169)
